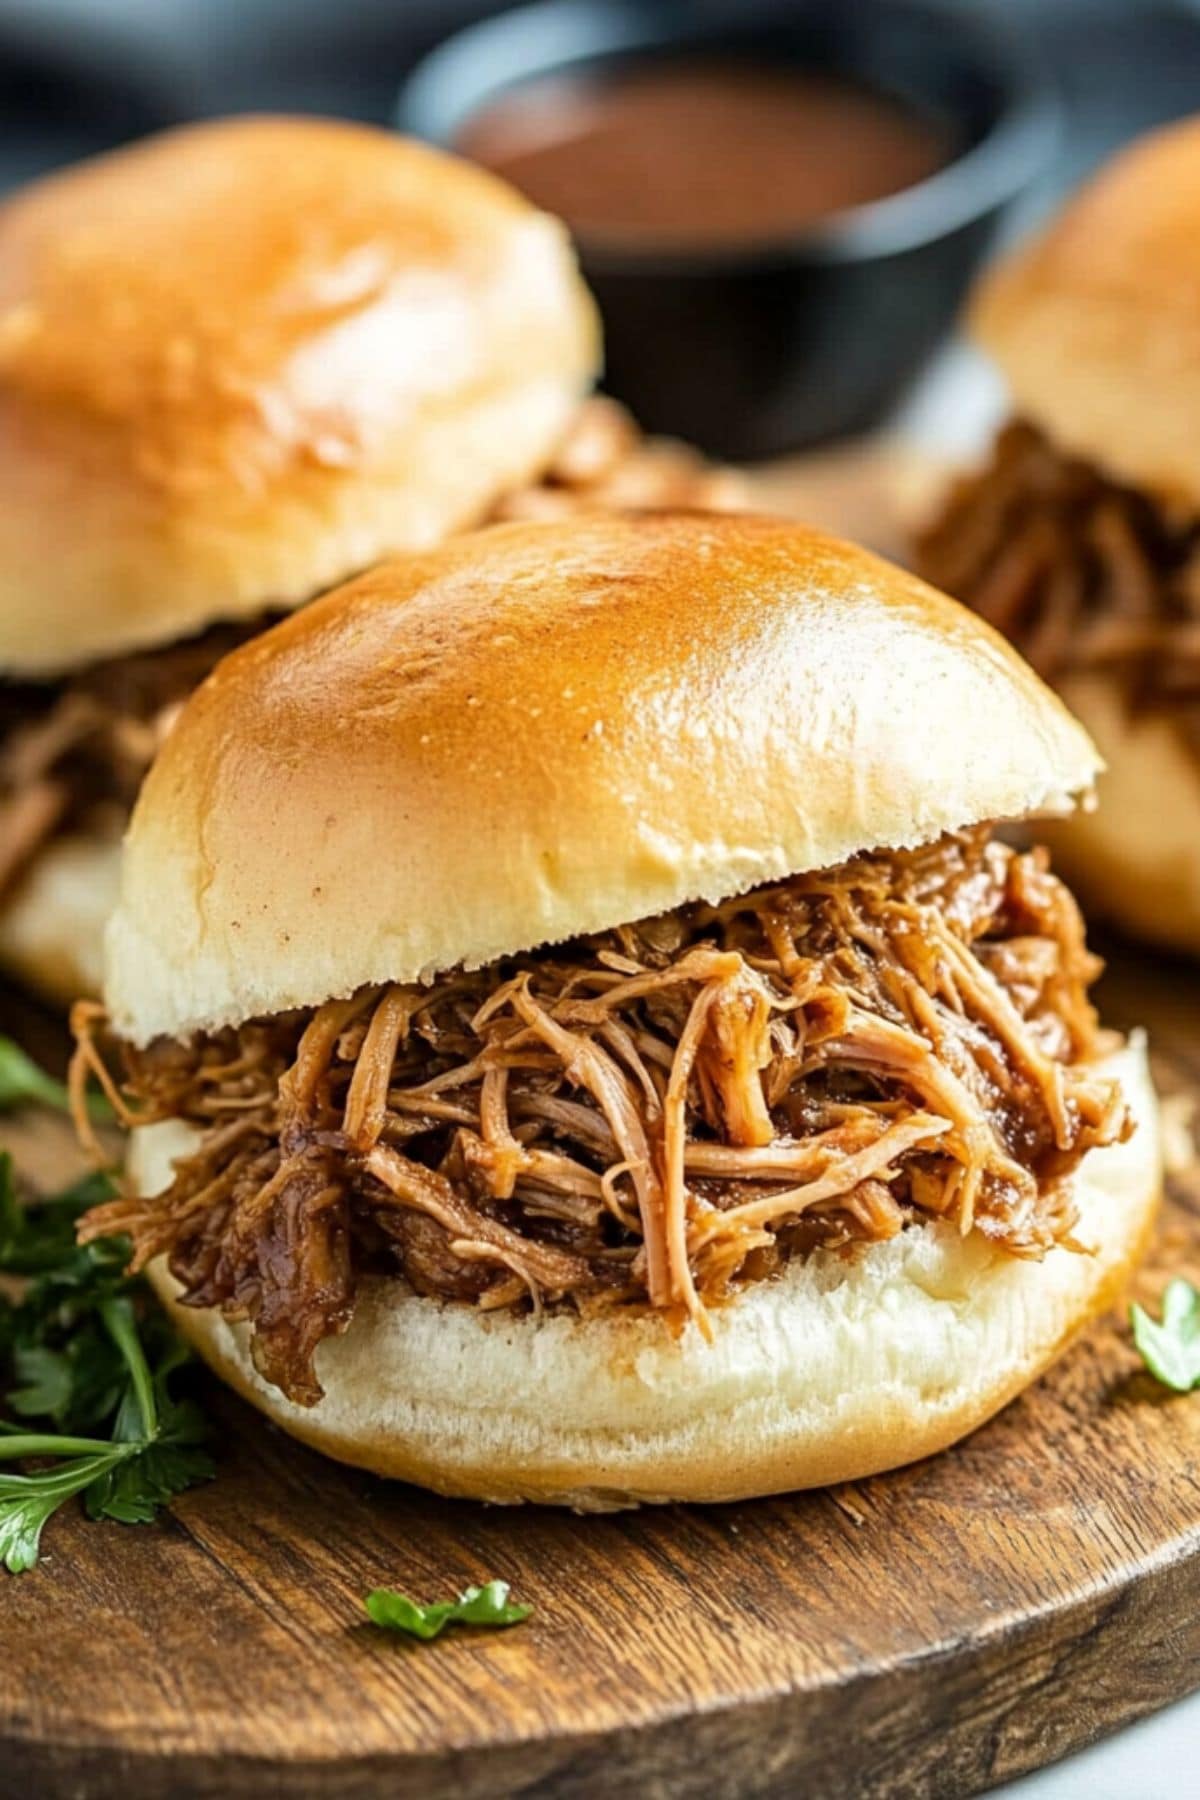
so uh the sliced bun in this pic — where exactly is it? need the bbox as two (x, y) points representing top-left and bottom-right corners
(131, 1037), (1159, 1508)
(972, 116), (1200, 507)
(1044, 674), (1200, 956)
(107, 512), (1102, 1043)
(0, 116), (599, 676)
(0, 832), (119, 1002)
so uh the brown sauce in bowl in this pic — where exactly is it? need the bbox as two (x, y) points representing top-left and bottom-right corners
(456, 59), (950, 249)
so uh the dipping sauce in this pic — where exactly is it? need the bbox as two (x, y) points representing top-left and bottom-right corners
(457, 60), (950, 249)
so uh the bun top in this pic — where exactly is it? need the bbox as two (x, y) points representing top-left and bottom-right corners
(0, 116), (599, 675)
(107, 512), (1101, 1044)
(973, 116), (1200, 506)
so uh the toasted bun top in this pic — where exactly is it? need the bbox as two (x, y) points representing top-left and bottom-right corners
(0, 116), (598, 676)
(107, 512), (1102, 1043)
(972, 116), (1200, 506)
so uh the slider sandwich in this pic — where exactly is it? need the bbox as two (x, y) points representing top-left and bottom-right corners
(919, 117), (1200, 954)
(0, 115), (734, 1004)
(73, 514), (1160, 1507)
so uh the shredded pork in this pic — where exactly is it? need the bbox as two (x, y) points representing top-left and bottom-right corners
(72, 829), (1130, 1407)
(0, 400), (743, 901)
(917, 419), (1200, 747)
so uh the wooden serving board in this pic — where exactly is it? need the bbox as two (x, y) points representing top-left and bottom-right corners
(2, 942), (1199, 1800)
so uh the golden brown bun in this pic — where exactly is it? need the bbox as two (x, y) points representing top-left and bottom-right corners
(106, 512), (1103, 1044)
(1043, 675), (1200, 956)
(972, 116), (1200, 507)
(131, 1038), (1159, 1508)
(0, 832), (118, 1002)
(0, 116), (599, 676)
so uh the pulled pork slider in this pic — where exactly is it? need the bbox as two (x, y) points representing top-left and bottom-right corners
(73, 513), (1160, 1508)
(0, 114), (605, 1001)
(918, 117), (1200, 955)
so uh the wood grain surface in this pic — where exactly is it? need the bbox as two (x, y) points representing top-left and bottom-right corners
(2, 941), (1199, 1800)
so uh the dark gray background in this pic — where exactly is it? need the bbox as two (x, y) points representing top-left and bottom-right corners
(0, 0), (1197, 198)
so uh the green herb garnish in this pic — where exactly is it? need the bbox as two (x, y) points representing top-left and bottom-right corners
(0, 1155), (213, 1570)
(0, 1037), (74, 1113)
(0, 1157), (113, 1274)
(1130, 1278), (1200, 1393)
(0, 1034), (110, 1122)
(364, 1579), (531, 1641)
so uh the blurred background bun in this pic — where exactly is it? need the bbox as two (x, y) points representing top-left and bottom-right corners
(919, 116), (1200, 956)
(972, 115), (1200, 509)
(0, 114), (599, 676)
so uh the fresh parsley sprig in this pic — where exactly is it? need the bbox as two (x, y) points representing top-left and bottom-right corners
(364, 1580), (531, 1641)
(2, 1040), (526, 1613)
(1130, 1278), (1200, 1393)
(0, 1154), (213, 1572)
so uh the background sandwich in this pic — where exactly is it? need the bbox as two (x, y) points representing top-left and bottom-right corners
(73, 512), (1160, 1508)
(0, 114), (736, 1004)
(918, 116), (1200, 956)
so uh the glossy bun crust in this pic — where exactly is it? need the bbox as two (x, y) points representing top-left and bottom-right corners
(108, 511), (1102, 1043)
(0, 115), (598, 675)
(134, 1038), (1159, 1508)
(973, 115), (1200, 508)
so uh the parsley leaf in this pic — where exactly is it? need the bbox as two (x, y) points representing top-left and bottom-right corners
(0, 1159), (134, 1434)
(0, 1484), (65, 1573)
(0, 1039), (73, 1113)
(365, 1579), (531, 1641)
(1131, 1279), (1200, 1393)
(0, 1443), (128, 1571)
(83, 1336), (213, 1524)
(0, 1154), (117, 1274)
(84, 1403), (214, 1525)
(0, 1036), (110, 1122)
(7, 1344), (75, 1418)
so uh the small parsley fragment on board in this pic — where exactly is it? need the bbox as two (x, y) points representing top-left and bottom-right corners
(0, 1154), (213, 1571)
(365, 1580), (531, 1641)
(1130, 1279), (1200, 1393)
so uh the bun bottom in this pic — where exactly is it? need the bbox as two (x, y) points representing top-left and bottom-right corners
(133, 1038), (1160, 1510)
(1045, 675), (1200, 957)
(0, 833), (119, 1004)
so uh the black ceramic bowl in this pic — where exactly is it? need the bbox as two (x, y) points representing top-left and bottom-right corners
(398, 0), (1056, 461)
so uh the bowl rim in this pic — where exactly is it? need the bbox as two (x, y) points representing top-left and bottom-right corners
(395, 0), (1060, 273)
